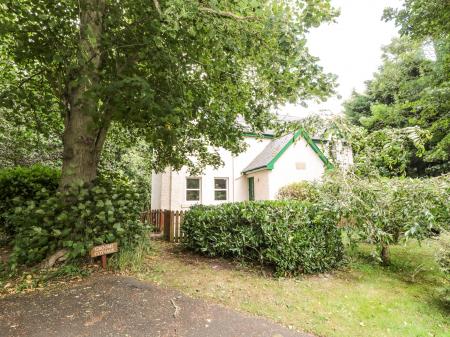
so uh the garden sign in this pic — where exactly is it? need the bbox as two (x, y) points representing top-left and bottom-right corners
(90, 242), (118, 269)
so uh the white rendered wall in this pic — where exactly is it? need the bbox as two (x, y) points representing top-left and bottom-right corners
(150, 172), (162, 210)
(150, 136), (326, 210)
(268, 138), (325, 199)
(245, 170), (270, 200)
(232, 137), (272, 201)
(153, 137), (271, 210)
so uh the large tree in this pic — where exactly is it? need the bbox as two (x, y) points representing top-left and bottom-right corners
(0, 0), (337, 187)
(344, 36), (449, 176)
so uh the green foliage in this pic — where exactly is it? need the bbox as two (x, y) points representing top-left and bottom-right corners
(436, 232), (450, 275)
(276, 181), (319, 202)
(319, 171), (450, 264)
(0, 0), (338, 182)
(100, 124), (153, 208)
(343, 36), (449, 176)
(383, 0), (450, 40)
(0, 165), (60, 236)
(182, 201), (344, 275)
(6, 176), (150, 268)
(351, 126), (431, 177)
(110, 236), (152, 273)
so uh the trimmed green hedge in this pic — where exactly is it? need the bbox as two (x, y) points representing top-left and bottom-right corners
(0, 165), (60, 236)
(182, 201), (344, 275)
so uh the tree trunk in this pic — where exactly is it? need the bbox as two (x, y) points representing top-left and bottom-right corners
(60, 106), (106, 187)
(380, 244), (390, 266)
(59, 0), (107, 188)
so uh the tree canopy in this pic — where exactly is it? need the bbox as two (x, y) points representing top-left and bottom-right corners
(344, 36), (449, 176)
(0, 0), (338, 186)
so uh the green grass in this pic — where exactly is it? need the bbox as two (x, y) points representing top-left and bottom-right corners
(109, 237), (153, 274)
(140, 238), (449, 337)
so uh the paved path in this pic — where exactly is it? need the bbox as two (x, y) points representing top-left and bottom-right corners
(0, 275), (313, 337)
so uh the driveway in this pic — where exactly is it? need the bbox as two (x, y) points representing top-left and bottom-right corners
(0, 275), (313, 337)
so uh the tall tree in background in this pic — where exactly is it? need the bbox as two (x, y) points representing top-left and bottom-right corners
(0, 0), (337, 188)
(344, 0), (450, 177)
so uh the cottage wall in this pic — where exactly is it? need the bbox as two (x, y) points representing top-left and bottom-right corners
(268, 137), (325, 199)
(150, 134), (336, 211)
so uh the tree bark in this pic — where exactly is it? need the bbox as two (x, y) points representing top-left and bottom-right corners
(380, 244), (390, 266)
(60, 0), (106, 188)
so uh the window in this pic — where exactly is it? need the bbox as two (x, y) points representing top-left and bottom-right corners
(214, 178), (228, 201)
(186, 178), (201, 201)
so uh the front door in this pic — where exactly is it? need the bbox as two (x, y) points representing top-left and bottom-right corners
(248, 177), (255, 201)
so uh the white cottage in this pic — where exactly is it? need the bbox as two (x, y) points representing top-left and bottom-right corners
(151, 129), (352, 211)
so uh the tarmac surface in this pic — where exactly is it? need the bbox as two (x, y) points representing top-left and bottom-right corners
(0, 275), (313, 337)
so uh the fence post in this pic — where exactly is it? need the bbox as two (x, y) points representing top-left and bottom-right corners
(169, 211), (175, 242)
(180, 211), (184, 240)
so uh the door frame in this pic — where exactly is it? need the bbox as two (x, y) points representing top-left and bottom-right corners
(248, 177), (255, 201)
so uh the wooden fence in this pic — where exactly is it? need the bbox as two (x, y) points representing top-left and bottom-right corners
(140, 209), (185, 243)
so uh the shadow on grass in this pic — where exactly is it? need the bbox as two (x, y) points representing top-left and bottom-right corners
(155, 237), (450, 315)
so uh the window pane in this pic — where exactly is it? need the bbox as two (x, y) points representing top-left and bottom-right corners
(186, 190), (200, 201)
(214, 190), (227, 201)
(186, 178), (200, 189)
(214, 178), (227, 189)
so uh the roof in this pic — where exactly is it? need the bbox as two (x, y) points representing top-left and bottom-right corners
(242, 129), (333, 174)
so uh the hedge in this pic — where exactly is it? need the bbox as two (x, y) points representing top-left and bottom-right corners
(0, 165), (60, 236)
(182, 201), (344, 275)
(6, 176), (150, 268)
(0, 166), (150, 268)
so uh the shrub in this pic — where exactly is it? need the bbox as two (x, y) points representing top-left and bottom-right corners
(319, 171), (450, 264)
(436, 232), (450, 275)
(182, 201), (344, 276)
(276, 181), (319, 202)
(6, 176), (150, 268)
(0, 165), (60, 236)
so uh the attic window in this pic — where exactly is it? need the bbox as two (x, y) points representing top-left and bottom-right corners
(214, 178), (228, 201)
(186, 178), (201, 201)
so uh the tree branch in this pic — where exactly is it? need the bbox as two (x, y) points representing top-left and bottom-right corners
(153, 0), (162, 16)
(151, 0), (257, 21)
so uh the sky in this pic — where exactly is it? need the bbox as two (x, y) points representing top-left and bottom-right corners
(279, 0), (403, 119)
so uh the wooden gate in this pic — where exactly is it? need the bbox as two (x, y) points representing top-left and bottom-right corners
(141, 209), (185, 242)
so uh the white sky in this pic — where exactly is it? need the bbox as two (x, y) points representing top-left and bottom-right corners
(278, 0), (403, 119)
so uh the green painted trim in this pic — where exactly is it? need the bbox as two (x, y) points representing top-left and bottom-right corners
(299, 129), (334, 170)
(266, 133), (297, 170)
(242, 129), (333, 174)
(242, 132), (275, 139)
(266, 129), (333, 171)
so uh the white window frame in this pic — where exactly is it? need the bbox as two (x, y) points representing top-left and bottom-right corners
(185, 177), (201, 202)
(214, 177), (228, 201)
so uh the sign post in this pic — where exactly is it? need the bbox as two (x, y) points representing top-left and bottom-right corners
(90, 242), (118, 269)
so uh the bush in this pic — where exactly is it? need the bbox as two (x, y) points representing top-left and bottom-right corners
(276, 181), (319, 202)
(6, 176), (150, 268)
(0, 165), (60, 236)
(319, 171), (450, 264)
(182, 201), (344, 275)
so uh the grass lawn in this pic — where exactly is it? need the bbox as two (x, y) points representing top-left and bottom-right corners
(136, 238), (449, 337)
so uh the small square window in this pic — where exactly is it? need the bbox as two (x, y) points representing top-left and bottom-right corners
(214, 190), (227, 201)
(186, 178), (200, 189)
(186, 178), (201, 201)
(214, 178), (228, 201)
